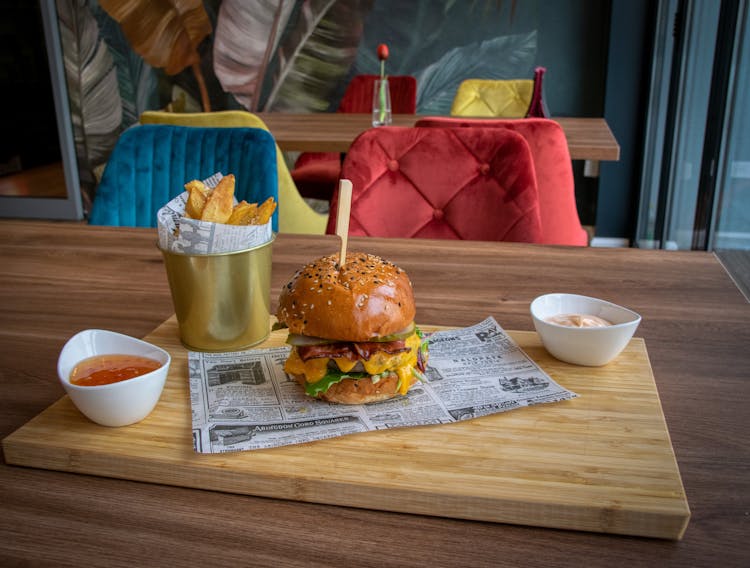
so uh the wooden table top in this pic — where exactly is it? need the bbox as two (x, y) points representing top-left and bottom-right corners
(255, 113), (621, 161)
(1, 220), (747, 567)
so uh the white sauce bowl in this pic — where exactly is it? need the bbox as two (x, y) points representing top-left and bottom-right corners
(530, 294), (641, 366)
(57, 329), (171, 427)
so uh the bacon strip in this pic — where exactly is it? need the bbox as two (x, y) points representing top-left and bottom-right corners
(353, 341), (410, 360)
(297, 343), (356, 362)
(297, 340), (409, 362)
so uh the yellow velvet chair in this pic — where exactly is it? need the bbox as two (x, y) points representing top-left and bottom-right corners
(450, 79), (533, 117)
(450, 67), (548, 118)
(139, 110), (327, 234)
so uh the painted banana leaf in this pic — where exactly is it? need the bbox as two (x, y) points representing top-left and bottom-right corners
(262, 0), (373, 112)
(213, 0), (297, 112)
(168, 0), (232, 114)
(353, 3), (453, 76)
(415, 31), (537, 115)
(351, 0), (518, 76)
(98, 0), (212, 110)
(98, 0), (211, 74)
(56, 0), (122, 174)
(444, 0), (516, 17)
(90, 3), (158, 129)
(346, 0), (531, 114)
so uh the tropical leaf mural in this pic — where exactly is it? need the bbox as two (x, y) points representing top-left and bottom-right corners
(56, 0), (122, 206)
(354, 2), (458, 77)
(39, 0), (604, 225)
(415, 32), (537, 115)
(167, 0), (231, 113)
(215, 0), (372, 113)
(98, 0), (213, 111)
(444, 0), (518, 17)
(213, 0), (297, 112)
(90, 2), (159, 128)
(263, 0), (372, 112)
(262, 0), (373, 112)
(346, 0), (536, 115)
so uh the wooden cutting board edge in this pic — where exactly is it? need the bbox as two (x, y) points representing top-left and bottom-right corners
(3, 422), (690, 539)
(2, 318), (691, 540)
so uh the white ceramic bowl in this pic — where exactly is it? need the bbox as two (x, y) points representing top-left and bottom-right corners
(58, 329), (171, 427)
(530, 294), (641, 366)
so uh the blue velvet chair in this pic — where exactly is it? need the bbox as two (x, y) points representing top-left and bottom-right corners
(89, 125), (279, 230)
(138, 110), (327, 234)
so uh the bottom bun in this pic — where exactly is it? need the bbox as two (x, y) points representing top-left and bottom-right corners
(292, 373), (417, 405)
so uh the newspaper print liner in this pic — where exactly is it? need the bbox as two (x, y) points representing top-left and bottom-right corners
(157, 172), (273, 254)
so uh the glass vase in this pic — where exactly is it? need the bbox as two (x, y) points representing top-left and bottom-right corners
(372, 78), (392, 127)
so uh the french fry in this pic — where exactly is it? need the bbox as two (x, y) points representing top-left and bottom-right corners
(200, 174), (235, 223)
(184, 180), (209, 219)
(181, 174), (275, 227)
(252, 197), (277, 225)
(227, 200), (258, 225)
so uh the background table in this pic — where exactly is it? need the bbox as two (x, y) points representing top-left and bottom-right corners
(1, 221), (747, 567)
(256, 113), (621, 161)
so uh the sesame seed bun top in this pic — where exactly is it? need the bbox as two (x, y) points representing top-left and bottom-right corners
(276, 252), (416, 342)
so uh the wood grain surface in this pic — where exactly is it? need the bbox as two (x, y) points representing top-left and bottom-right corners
(3, 318), (689, 539)
(0, 221), (748, 567)
(255, 113), (621, 160)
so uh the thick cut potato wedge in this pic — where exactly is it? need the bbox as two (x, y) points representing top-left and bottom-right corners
(200, 174), (235, 223)
(227, 200), (259, 225)
(181, 174), (275, 226)
(253, 197), (277, 225)
(184, 180), (209, 219)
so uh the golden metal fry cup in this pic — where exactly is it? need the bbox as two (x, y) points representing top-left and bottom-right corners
(159, 237), (274, 352)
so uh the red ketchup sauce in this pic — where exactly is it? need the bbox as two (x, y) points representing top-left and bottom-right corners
(70, 354), (161, 387)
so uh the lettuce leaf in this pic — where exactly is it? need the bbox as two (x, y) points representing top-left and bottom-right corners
(303, 330), (430, 397)
(304, 371), (369, 397)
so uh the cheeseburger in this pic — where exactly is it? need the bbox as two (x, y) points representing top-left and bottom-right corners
(276, 252), (428, 404)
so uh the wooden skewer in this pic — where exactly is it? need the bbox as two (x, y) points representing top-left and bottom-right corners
(335, 179), (353, 267)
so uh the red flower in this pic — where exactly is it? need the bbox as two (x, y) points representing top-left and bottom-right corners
(375, 43), (390, 125)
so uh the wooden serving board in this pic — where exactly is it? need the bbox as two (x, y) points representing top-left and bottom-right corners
(3, 317), (690, 539)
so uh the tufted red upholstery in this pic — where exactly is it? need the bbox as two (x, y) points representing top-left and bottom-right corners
(415, 117), (587, 246)
(326, 127), (543, 243)
(336, 74), (418, 114)
(292, 75), (417, 202)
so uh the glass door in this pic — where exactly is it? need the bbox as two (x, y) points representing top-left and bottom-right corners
(0, 0), (83, 221)
(711, 0), (750, 250)
(636, 0), (749, 251)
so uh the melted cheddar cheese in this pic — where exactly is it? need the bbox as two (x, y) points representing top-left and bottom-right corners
(284, 332), (421, 395)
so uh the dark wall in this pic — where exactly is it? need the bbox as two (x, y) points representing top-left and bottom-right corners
(536, 0), (609, 117)
(350, 0), (609, 118)
(598, 0), (655, 239)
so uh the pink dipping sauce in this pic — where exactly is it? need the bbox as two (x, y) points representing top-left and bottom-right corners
(545, 314), (613, 328)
